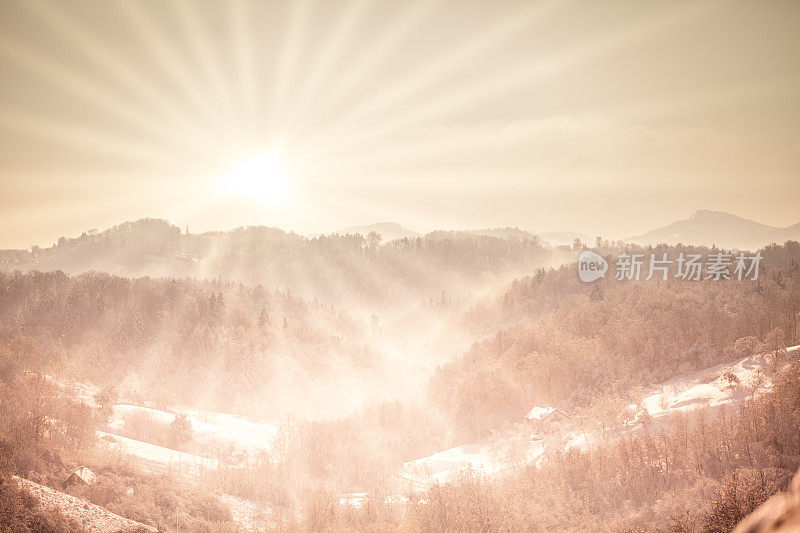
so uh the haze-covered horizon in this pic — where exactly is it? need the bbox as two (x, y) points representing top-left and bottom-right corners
(5, 207), (800, 252)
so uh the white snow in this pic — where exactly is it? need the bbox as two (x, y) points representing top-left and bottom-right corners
(49, 377), (101, 407)
(47, 382), (282, 531)
(107, 403), (279, 455)
(339, 492), (369, 508)
(524, 406), (556, 420)
(399, 346), (800, 492)
(97, 430), (219, 477)
(638, 348), (798, 419)
(400, 436), (546, 488)
(185, 409), (280, 452)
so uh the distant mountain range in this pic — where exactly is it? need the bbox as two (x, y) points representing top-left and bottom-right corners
(626, 210), (800, 250)
(0, 218), (566, 312)
(5, 211), (795, 269)
(329, 224), (590, 247)
(332, 222), (421, 242)
(468, 227), (538, 241)
(328, 211), (800, 250)
(467, 228), (590, 246)
(536, 231), (592, 247)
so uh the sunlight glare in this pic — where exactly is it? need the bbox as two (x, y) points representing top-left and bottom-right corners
(218, 152), (290, 206)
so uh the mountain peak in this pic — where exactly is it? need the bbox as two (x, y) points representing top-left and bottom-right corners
(364, 222), (405, 230)
(689, 209), (757, 221)
(335, 222), (420, 242)
(691, 209), (729, 218)
(628, 210), (798, 250)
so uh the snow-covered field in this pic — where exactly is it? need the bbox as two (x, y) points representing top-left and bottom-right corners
(399, 347), (799, 491)
(639, 347), (798, 419)
(400, 435), (546, 489)
(97, 430), (219, 477)
(107, 403), (279, 455)
(45, 346), (799, 531)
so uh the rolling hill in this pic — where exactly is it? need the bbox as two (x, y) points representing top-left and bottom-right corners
(626, 210), (800, 250)
(333, 222), (421, 241)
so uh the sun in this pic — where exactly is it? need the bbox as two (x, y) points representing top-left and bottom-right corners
(217, 152), (290, 207)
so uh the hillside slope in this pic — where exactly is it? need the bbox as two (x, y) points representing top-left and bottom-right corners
(333, 222), (420, 241)
(17, 477), (157, 533)
(627, 210), (800, 249)
(404, 348), (798, 490)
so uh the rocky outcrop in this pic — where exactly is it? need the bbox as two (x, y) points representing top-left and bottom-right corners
(733, 467), (800, 533)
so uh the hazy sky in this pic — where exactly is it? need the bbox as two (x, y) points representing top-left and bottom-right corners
(1, 0), (799, 248)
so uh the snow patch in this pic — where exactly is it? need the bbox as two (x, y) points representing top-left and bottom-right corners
(400, 436), (545, 488)
(107, 403), (279, 455)
(97, 430), (218, 477)
(639, 352), (783, 419)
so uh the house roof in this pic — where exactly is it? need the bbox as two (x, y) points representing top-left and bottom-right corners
(524, 406), (572, 421)
(67, 466), (96, 485)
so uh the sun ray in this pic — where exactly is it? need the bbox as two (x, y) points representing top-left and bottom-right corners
(229, 0), (258, 132)
(296, 2), (713, 165)
(0, 33), (207, 159)
(117, 0), (228, 138)
(267, 0), (312, 145)
(296, 78), (798, 179)
(21, 0), (201, 143)
(277, 0), (368, 137)
(311, 0), (439, 116)
(0, 109), (210, 168)
(172, 0), (242, 150)
(295, 6), (789, 181)
(292, 0), (566, 151)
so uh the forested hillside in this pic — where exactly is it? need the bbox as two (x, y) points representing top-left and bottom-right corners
(0, 270), (378, 419)
(2, 240), (799, 531)
(0, 219), (563, 312)
(432, 241), (800, 440)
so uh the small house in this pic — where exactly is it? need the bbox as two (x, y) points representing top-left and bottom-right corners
(62, 467), (96, 489)
(524, 406), (573, 434)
